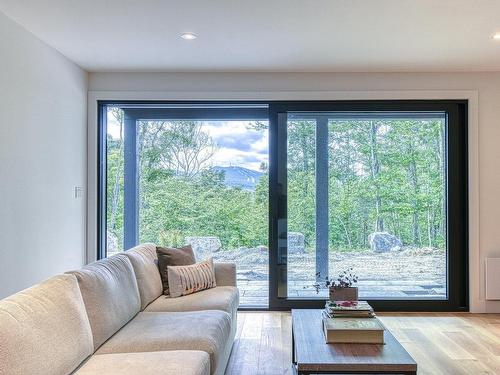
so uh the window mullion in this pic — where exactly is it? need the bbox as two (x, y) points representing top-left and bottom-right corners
(123, 111), (139, 250)
(315, 116), (329, 281)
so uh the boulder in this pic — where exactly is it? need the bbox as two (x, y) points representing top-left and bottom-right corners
(368, 232), (402, 253)
(185, 236), (222, 260)
(288, 232), (305, 254)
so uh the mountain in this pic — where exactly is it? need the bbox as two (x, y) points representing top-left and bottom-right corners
(212, 166), (264, 190)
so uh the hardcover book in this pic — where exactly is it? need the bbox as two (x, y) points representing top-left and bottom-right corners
(326, 300), (373, 311)
(325, 301), (375, 318)
(322, 317), (385, 344)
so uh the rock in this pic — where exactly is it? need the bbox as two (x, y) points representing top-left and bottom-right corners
(185, 236), (222, 260)
(368, 232), (402, 253)
(257, 245), (268, 252)
(288, 232), (306, 254)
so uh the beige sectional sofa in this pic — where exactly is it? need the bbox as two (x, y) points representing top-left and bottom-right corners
(0, 243), (239, 375)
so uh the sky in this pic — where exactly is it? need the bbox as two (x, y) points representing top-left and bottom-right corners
(202, 121), (268, 171)
(107, 115), (269, 171)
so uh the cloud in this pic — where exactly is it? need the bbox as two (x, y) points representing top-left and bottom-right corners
(250, 132), (269, 154)
(106, 114), (122, 139)
(215, 132), (263, 151)
(202, 121), (269, 170)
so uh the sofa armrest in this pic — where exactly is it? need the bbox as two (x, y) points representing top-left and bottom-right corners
(214, 262), (237, 287)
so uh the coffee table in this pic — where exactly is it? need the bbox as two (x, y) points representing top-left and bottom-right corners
(292, 309), (417, 375)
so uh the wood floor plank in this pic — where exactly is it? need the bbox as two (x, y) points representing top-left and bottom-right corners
(226, 312), (263, 375)
(225, 312), (500, 375)
(257, 312), (284, 375)
(225, 311), (246, 373)
(280, 313), (292, 375)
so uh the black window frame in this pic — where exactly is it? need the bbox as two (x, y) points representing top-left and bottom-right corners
(97, 99), (468, 312)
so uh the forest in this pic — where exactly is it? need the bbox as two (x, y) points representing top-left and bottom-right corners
(106, 107), (446, 254)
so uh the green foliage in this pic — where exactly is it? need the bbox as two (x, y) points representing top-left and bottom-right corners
(106, 110), (445, 253)
(138, 170), (268, 249)
(288, 119), (446, 251)
(158, 229), (184, 248)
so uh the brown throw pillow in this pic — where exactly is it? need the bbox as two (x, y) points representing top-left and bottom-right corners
(167, 258), (217, 298)
(156, 245), (196, 295)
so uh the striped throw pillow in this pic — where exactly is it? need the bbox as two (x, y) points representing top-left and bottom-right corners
(167, 258), (217, 298)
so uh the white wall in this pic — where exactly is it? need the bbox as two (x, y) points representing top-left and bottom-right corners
(88, 72), (500, 313)
(0, 11), (88, 298)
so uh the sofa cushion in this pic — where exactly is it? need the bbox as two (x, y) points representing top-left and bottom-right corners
(168, 257), (217, 298)
(157, 244), (196, 295)
(144, 286), (239, 316)
(96, 311), (231, 375)
(0, 274), (93, 375)
(123, 243), (162, 310)
(67, 255), (141, 350)
(75, 351), (210, 375)
(213, 262), (237, 287)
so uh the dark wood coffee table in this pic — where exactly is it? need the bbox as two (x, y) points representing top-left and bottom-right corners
(292, 309), (417, 375)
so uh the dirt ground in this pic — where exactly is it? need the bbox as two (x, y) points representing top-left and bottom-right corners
(212, 247), (446, 305)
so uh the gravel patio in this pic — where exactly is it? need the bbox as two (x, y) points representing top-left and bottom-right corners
(212, 247), (446, 306)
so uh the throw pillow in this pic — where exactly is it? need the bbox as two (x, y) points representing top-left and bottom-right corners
(156, 245), (196, 295)
(167, 258), (217, 298)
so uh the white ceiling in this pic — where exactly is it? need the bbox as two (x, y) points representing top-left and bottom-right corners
(1, 0), (500, 72)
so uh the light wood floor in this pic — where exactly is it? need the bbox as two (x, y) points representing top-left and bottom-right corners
(225, 312), (500, 375)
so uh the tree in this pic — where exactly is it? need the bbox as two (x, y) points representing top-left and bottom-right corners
(287, 120), (316, 248)
(139, 120), (216, 178)
(369, 121), (384, 232)
(136, 119), (269, 249)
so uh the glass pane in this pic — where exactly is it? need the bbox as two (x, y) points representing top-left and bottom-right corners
(138, 120), (269, 307)
(106, 107), (125, 256)
(286, 119), (319, 298)
(287, 112), (447, 300)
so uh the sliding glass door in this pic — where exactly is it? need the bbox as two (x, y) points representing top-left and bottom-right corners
(270, 101), (468, 311)
(99, 100), (468, 311)
(102, 104), (269, 307)
(286, 112), (448, 299)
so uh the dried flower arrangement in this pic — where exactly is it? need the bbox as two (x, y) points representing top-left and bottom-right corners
(311, 268), (358, 293)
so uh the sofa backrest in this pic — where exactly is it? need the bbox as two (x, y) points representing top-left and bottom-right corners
(67, 254), (141, 351)
(123, 243), (162, 310)
(0, 274), (93, 375)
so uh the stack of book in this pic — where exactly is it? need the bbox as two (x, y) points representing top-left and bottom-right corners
(323, 300), (375, 318)
(322, 300), (384, 344)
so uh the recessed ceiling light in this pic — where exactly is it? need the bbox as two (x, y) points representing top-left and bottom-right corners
(181, 32), (197, 40)
(492, 33), (500, 40)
